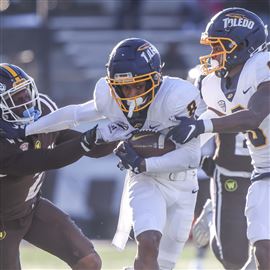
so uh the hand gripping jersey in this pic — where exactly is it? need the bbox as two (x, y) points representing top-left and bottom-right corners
(201, 52), (270, 177)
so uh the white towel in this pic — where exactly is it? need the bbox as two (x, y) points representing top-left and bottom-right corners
(112, 173), (132, 250)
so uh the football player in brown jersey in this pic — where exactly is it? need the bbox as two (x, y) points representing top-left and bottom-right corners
(0, 63), (132, 270)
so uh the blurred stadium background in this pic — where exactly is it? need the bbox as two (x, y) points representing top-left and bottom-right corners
(1, 0), (269, 269)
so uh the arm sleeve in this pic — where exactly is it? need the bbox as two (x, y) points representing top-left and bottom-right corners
(0, 138), (86, 176)
(145, 138), (201, 173)
(26, 100), (104, 136)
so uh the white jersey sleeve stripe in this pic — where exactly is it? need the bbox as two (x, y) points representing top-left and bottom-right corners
(39, 93), (58, 112)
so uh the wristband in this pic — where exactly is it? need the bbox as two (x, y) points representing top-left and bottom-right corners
(203, 119), (214, 133)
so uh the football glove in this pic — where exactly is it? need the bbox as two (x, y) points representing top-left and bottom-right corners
(167, 116), (205, 144)
(81, 121), (134, 152)
(200, 156), (216, 178)
(192, 199), (212, 248)
(114, 141), (145, 174)
(0, 119), (26, 139)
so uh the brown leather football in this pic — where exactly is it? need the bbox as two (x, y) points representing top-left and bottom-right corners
(128, 130), (176, 158)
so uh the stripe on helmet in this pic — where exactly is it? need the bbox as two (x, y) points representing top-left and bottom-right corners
(0, 64), (21, 83)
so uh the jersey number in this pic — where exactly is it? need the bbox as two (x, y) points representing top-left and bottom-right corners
(187, 100), (197, 117)
(25, 172), (43, 201)
(231, 105), (266, 147)
(247, 129), (266, 147)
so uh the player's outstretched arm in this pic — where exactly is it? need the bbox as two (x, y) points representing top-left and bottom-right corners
(212, 81), (270, 133)
(0, 121), (133, 176)
(26, 100), (104, 136)
(167, 81), (270, 144)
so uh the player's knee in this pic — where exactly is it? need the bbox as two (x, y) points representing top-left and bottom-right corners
(137, 230), (162, 258)
(73, 251), (102, 270)
(254, 240), (270, 269)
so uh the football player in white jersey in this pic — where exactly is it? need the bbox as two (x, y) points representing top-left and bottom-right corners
(167, 7), (270, 270)
(1, 38), (202, 270)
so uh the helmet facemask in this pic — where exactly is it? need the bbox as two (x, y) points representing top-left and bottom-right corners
(200, 34), (238, 76)
(0, 77), (41, 125)
(107, 71), (161, 118)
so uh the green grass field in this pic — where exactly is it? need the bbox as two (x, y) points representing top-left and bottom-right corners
(21, 240), (223, 269)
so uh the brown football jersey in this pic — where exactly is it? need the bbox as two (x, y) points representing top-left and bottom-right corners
(0, 94), (60, 220)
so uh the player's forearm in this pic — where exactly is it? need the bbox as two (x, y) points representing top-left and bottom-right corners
(211, 109), (261, 133)
(145, 138), (201, 173)
(26, 101), (104, 136)
(1, 137), (86, 176)
(26, 105), (81, 136)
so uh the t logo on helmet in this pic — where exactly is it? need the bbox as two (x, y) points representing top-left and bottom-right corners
(223, 13), (255, 29)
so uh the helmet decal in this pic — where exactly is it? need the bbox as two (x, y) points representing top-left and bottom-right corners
(0, 83), (6, 93)
(223, 13), (255, 29)
(139, 43), (159, 64)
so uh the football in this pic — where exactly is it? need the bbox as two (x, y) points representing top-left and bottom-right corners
(127, 130), (176, 158)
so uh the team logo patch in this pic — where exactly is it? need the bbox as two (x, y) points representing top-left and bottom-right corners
(0, 231), (7, 240)
(223, 13), (254, 29)
(0, 83), (6, 93)
(226, 93), (235, 101)
(20, 142), (29, 151)
(224, 179), (238, 192)
(134, 123), (143, 129)
(34, 140), (41, 149)
(218, 100), (226, 112)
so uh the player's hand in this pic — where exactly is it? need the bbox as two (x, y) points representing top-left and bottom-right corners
(167, 116), (205, 144)
(0, 120), (26, 139)
(95, 121), (134, 144)
(114, 141), (145, 174)
(200, 156), (216, 178)
(81, 121), (135, 152)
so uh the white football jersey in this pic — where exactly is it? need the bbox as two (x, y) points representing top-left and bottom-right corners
(201, 51), (270, 175)
(94, 75), (201, 176)
(94, 75), (201, 134)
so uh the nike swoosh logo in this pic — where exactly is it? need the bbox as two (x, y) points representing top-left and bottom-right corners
(183, 124), (196, 143)
(131, 134), (152, 141)
(243, 87), (251, 94)
(149, 124), (160, 129)
(192, 189), (199, 194)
